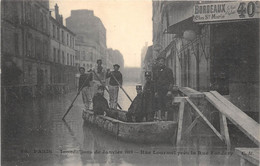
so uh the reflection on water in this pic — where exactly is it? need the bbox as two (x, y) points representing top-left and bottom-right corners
(2, 84), (240, 166)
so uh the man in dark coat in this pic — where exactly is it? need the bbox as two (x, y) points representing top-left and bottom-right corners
(153, 56), (174, 120)
(106, 64), (123, 109)
(126, 85), (144, 122)
(93, 85), (109, 116)
(78, 67), (93, 110)
(142, 71), (155, 121)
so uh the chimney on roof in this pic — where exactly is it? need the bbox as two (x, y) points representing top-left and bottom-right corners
(55, 4), (59, 20)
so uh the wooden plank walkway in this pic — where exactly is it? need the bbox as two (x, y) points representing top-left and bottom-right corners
(178, 87), (204, 97)
(205, 91), (260, 146)
(235, 148), (259, 166)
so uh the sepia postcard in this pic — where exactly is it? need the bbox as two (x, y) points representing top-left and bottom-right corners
(1, 0), (259, 165)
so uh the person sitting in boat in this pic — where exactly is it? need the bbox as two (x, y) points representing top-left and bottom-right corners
(143, 71), (156, 121)
(126, 85), (144, 122)
(93, 85), (109, 116)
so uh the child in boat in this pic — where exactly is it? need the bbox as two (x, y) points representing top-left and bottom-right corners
(93, 85), (109, 116)
(126, 85), (144, 122)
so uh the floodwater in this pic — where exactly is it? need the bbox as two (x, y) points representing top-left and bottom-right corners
(2, 83), (241, 166)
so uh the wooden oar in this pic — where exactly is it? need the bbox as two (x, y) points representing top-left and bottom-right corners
(62, 73), (91, 120)
(110, 72), (133, 102)
(92, 69), (122, 110)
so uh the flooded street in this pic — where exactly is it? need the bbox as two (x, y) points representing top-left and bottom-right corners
(2, 83), (240, 166)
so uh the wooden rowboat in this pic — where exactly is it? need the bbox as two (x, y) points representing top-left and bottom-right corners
(82, 109), (178, 144)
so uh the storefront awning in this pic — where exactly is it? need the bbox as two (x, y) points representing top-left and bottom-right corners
(166, 17), (200, 35)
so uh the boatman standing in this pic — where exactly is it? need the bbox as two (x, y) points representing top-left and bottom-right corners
(153, 56), (174, 120)
(92, 59), (106, 96)
(143, 71), (156, 121)
(78, 67), (93, 110)
(106, 64), (123, 109)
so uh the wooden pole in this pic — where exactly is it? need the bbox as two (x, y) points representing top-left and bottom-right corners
(176, 101), (185, 146)
(62, 73), (91, 120)
(110, 72), (133, 102)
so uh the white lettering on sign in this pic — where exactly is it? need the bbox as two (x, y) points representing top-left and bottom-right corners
(193, 1), (260, 22)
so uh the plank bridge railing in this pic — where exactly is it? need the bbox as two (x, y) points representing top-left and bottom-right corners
(173, 87), (260, 148)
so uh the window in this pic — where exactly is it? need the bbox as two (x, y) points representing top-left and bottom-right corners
(26, 33), (32, 57)
(25, 2), (31, 23)
(62, 30), (64, 43)
(43, 15), (46, 32)
(67, 53), (69, 65)
(57, 27), (59, 40)
(70, 36), (72, 47)
(70, 54), (72, 65)
(67, 34), (69, 45)
(57, 50), (60, 63)
(53, 24), (55, 38)
(75, 51), (79, 60)
(40, 12), (43, 31)
(53, 48), (56, 62)
(43, 41), (48, 61)
(62, 51), (65, 64)
(14, 33), (19, 56)
(36, 8), (40, 30)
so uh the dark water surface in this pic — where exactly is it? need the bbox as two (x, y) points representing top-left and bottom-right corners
(2, 85), (240, 166)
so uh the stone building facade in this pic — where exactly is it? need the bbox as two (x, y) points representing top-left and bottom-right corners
(2, 0), (51, 97)
(1, 0), (78, 100)
(49, 4), (77, 91)
(152, 1), (259, 113)
(66, 10), (108, 71)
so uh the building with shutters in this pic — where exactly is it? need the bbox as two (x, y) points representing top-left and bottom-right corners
(2, 0), (51, 98)
(49, 4), (77, 91)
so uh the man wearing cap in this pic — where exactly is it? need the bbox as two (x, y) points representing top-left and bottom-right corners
(78, 67), (93, 110)
(106, 64), (123, 109)
(153, 56), (174, 120)
(126, 85), (144, 122)
(93, 85), (109, 116)
(143, 71), (156, 121)
(91, 59), (107, 96)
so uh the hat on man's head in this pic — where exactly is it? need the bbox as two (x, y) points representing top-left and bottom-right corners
(145, 71), (152, 77)
(113, 64), (120, 68)
(156, 56), (166, 61)
(79, 67), (85, 71)
(97, 59), (102, 63)
(97, 85), (105, 90)
(136, 85), (142, 90)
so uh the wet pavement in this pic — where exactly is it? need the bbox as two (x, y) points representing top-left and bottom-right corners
(2, 83), (241, 166)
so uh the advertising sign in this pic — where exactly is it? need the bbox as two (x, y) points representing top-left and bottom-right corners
(193, 1), (260, 22)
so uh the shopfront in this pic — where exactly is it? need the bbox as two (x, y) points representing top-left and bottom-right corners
(194, 1), (260, 113)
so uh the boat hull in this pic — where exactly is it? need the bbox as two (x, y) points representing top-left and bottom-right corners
(82, 110), (178, 144)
